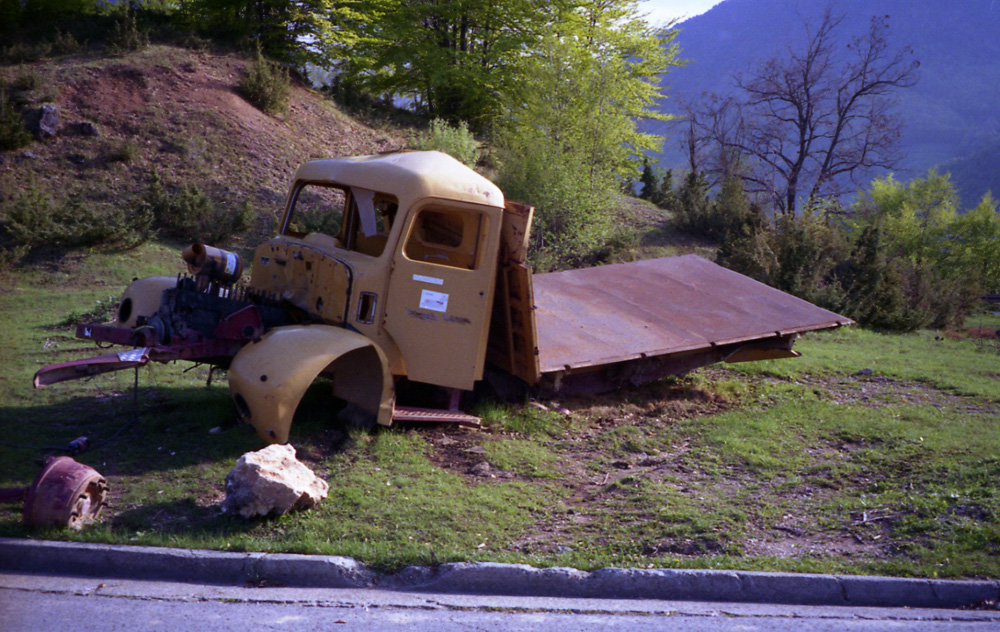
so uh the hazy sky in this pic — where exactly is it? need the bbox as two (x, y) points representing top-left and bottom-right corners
(638, 0), (726, 26)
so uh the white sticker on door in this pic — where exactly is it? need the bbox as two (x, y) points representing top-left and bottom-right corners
(413, 274), (444, 285)
(419, 289), (449, 313)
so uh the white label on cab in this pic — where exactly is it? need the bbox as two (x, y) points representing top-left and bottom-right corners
(413, 274), (444, 285)
(419, 289), (449, 313)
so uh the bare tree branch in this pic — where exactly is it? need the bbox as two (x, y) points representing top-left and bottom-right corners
(686, 7), (918, 217)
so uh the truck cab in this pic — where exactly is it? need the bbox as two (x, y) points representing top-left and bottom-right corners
(230, 151), (506, 440)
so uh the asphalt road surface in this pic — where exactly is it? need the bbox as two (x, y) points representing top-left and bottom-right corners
(3, 573), (999, 631)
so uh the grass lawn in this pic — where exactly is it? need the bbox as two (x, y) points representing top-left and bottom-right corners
(1, 242), (999, 577)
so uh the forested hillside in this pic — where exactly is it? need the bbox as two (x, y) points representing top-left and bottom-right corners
(648, 0), (1000, 207)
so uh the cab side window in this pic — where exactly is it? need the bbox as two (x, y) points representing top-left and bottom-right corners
(283, 183), (397, 258)
(403, 208), (486, 270)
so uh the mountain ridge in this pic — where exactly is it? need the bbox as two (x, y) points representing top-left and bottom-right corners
(648, 0), (1000, 207)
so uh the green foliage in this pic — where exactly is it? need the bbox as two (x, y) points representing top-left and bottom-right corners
(144, 173), (255, 245)
(106, 4), (149, 55)
(848, 171), (984, 329)
(105, 139), (140, 164)
(50, 29), (84, 56)
(943, 193), (1000, 294)
(638, 158), (674, 209)
(677, 172), (760, 243)
(496, 140), (616, 271)
(180, 0), (361, 67)
(0, 88), (30, 151)
(238, 44), (290, 115)
(767, 211), (847, 308)
(705, 170), (991, 331)
(495, 2), (678, 269)
(341, 0), (537, 127)
(835, 224), (925, 331)
(414, 118), (480, 167)
(721, 209), (846, 310)
(0, 180), (152, 266)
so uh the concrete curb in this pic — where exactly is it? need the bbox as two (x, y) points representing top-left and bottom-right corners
(2, 538), (998, 609)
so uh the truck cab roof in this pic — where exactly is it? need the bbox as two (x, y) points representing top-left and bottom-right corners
(292, 151), (504, 211)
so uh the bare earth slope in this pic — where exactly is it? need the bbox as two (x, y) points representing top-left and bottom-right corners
(1, 45), (405, 229)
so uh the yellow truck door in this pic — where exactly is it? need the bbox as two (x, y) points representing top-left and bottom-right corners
(383, 200), (502, 390)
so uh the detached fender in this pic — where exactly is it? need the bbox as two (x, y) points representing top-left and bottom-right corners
(117, 276), (176, 328)
(228, 325), (394, 444)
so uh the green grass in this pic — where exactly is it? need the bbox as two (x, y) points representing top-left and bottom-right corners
(730, 325), (1000, 400)
(2, 242), (999, 578)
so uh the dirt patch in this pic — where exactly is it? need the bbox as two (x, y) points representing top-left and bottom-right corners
(413, 370), (998, 562)
(1, 46), (407, 241)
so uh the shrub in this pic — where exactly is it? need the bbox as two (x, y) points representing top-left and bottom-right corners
(497, 144), (620, 272)
(105, 140), (140, 164)
(0, 88), (30, 151)
(144, 174), (256, 245)
(51, 30), (84, 57)
(719, 210), (847, 311)
(106, 5), (149, 55)
(0, 42), (51, 65)
(238, 44), (290, 115)
(414, 118), (480, 167)
(831, 224), (923, 331)
(9, 69), (37, 91)
(638, 158), (675, 209)
(0, 181), (152, 267)
(673, 172), (762, 243)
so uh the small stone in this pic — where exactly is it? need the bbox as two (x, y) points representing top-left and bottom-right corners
(23, 104), (59, 139)
(221, 444), (329, 518)
(469, 461), (491, 476)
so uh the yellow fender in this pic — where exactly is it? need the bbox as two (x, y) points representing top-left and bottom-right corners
(228, 325), (394, 444)
(117, 276), (176, 328)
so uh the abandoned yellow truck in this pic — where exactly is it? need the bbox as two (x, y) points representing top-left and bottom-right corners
(34, 151), (851, 444)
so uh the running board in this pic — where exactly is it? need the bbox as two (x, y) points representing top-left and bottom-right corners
(392, 406), (482, 429)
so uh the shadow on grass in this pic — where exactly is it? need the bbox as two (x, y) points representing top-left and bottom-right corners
(111, 497), (255, 538)
(0, 378), (371, 484)
(0, 385), (259, 483)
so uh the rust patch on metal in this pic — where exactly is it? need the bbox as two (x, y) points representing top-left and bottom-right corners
(532, 255), (852, 376)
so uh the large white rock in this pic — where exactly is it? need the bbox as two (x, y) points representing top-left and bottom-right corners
(222, 444), (329, 518)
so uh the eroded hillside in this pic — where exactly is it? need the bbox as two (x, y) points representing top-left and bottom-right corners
(1, 45), (406, 239)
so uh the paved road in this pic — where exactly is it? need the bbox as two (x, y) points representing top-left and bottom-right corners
(3, 573), (999, 631)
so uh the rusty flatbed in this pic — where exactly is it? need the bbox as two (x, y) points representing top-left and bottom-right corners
(532, 255), (851, 376)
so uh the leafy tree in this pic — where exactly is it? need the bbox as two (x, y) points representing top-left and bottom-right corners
(856, 170), (957, 267)
(182, 0), (364, 66)
(340, 0), (540, 127)
(687, 7), (918, 217)
(849, 170), (980, 328)
(495, 1), (678, 268)
(944, 193), (1000, 294)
